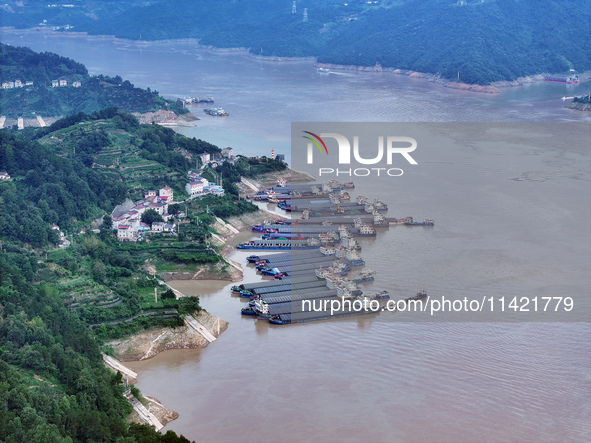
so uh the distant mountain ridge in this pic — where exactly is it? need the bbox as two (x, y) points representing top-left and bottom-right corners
(2, 0), (589, 84)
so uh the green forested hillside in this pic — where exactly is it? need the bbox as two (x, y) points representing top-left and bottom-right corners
(12, 0), (585, 84)
(0, 129), (127, 245)
(0, 112), (231, 442)
(0, 0), (142, 30)
(0, 249), (193, 442)
(0, 44), (183, 117)
(319, 0), (591, 84)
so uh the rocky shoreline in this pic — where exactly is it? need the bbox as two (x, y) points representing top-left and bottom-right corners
(103, 309), (227, 430)
(107, 310), (228, 362)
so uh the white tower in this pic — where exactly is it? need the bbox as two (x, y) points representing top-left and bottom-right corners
(303, 8), (308, 22)
(292, 1), (296, 13)
(271, 148), (275, 159)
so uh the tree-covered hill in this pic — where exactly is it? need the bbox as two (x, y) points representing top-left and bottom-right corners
(0, 239), (194, 442)
(0, 0), (142, 30)
(0, 129), (127, 246)
(319, 0), (591, 84)
(0, 44), (185, 117)
(6, 0), (587, 84)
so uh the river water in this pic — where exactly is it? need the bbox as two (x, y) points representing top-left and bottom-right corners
(2, 30), (589, 442)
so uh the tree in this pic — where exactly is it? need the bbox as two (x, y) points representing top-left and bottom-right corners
(168, 203), (181, 216)
(141, 209), (164, 226)
(161, 289), (176, 300)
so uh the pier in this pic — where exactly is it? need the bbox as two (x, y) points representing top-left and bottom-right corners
(235, 180), (433, 324)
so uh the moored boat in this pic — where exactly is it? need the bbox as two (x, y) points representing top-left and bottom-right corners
(406, 290), (428, 302)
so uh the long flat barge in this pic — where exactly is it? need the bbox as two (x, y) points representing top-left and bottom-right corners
(245, 281), (329, 296)
(232, 275), (321, 292)
(256, 255), (337, 267)
(237, 239), (319, 250)
(246, 251), (325, 263)
(260, 289), (337, 304)
(269, 309), (375, 325)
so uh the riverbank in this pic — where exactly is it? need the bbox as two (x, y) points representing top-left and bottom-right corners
(106, 310), (228, 362)
(152, 168), (310, 282)
(0, 26), (560, 96)
(316, 63), (502, 93)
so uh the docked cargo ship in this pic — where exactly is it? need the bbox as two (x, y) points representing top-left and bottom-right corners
(406, 290), (428, 302)
(404, 218), (434, 226)
(204, 107), (229, 116)
(183, 95), (214, 104)
(544, 75), (580, 84)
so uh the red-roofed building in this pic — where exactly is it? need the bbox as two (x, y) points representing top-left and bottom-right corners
(159, 186), (174, 202)
(117, 226), (137, 241)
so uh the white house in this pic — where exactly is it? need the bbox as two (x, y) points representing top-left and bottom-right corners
(72, 81), (81, 87)
(59, 79), (67, 87)
(51, 80), (59, 88)
(207, 185), (225, 197)
(0, 171), (10, 180)
(117, 226), (136, 241)
(221, 147), (233, 158)
(151, 222), (165, 232)
(14, 80), (22, 88)
(200, 153), (210, 166)
(147, 202), (167, 215)
(186, 179), (204, 195)
(159, 186), (174, 203)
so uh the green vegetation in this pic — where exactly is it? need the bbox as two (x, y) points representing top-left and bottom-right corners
(6, 0), (584, 84)
(0, 0), (142, 30)
(0, 46), (276, 442)
(0, 248), (193, 442)
(0, 44), (187, 117)
(34, 107), (220, 197)
(0, 130), (126, 245)
(2, 1), (590, 83)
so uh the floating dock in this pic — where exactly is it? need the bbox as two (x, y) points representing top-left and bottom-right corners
(235, 181), (432, 324)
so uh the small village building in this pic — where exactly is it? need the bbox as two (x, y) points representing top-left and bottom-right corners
(151, 222), (165, 232)
(221, 147), (233, 158)
(159, 186), (174, 202)
(200, 153), (211, 166)
(207, 185), (225, 197)
(72, 81), (82, 87)
(147, 202), (167, 215)
(0, 171), (10, 180)
(51, 80), (59, 88)
(186, 179), (204, 195)
(59, 79), (67, 87)
(14, 80), (23, 88)
(117, 226), (136, 241)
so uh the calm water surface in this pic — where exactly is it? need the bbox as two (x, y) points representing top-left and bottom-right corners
(2, 29), (589, 442)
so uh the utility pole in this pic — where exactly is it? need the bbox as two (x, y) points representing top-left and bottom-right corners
(154, 287), (157, 303)
(303, 8), (308, 22)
